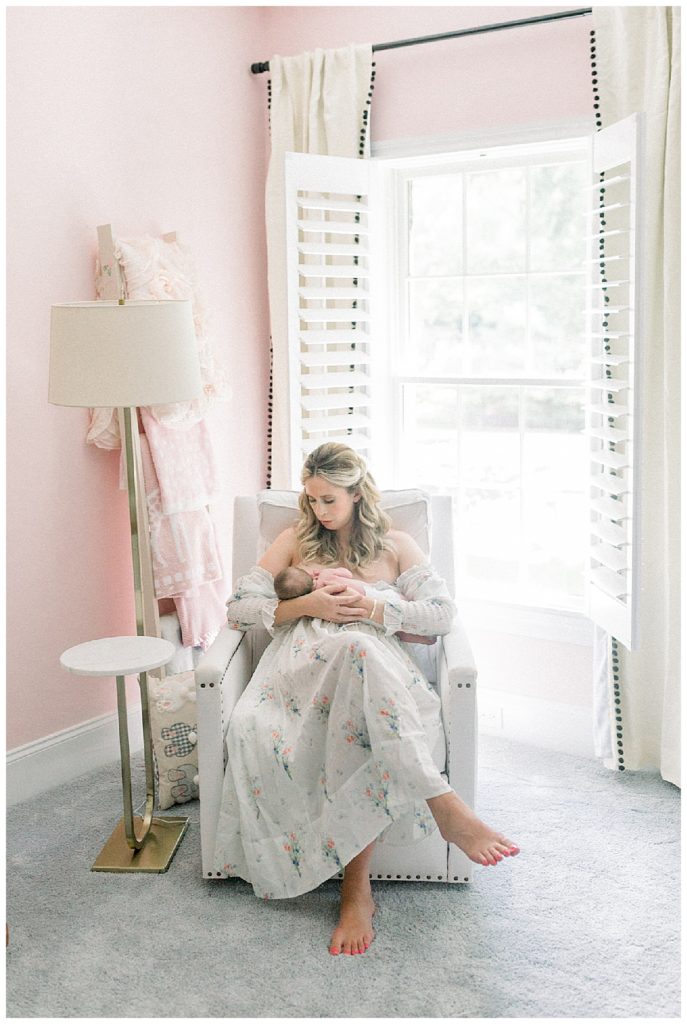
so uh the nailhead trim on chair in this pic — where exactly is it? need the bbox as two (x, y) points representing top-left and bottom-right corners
(334, 873), (451, 881)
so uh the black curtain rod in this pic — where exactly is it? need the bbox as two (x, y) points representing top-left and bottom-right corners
(250, 7), (593, 74)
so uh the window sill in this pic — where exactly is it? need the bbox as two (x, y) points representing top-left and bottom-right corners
(458, 597), (593, 646)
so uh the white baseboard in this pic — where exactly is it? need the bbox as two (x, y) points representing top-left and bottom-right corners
(478, 688), (595, 759)
(7, 689), (593, 807)
(7, 704), (144, 807)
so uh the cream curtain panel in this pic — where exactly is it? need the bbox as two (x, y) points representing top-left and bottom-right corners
(264, 44), (374, 489)
(592, 7), (680, 786)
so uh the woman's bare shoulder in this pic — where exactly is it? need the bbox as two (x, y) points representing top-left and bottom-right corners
(386, 529), (428, 573)
(386, 528), (416, 549)
(258, 526), (299, 575)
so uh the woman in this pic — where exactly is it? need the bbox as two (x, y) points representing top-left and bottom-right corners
(214, 443), (519, 956)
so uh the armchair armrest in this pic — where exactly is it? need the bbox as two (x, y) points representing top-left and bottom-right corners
(437, 619), (478, 696)
(195, 623), (244, 688)
(437, 618), (478, 803)
(195, 623), (253, 876)
(437, 617), (478, 884)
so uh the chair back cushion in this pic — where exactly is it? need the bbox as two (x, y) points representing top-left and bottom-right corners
(256, 488), (431, 558)
(232, 489), (454, 595)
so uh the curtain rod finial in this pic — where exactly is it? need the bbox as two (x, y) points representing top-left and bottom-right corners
(251, 61), (270, 75)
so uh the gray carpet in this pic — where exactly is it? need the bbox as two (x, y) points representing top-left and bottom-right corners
(6, 735), (680, 1018)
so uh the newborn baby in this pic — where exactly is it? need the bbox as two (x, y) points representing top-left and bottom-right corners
(273, 565), (436, 645)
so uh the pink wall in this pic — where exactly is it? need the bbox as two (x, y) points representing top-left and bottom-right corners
(7, 6), (270, 748)
(7, 5), (594, 751)
(260, 5), (593, 141)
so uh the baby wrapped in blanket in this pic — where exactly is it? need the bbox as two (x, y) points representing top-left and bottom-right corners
(273, 566), (436, 646)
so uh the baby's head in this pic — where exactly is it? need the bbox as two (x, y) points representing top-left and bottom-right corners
(273, 566), (314, 601)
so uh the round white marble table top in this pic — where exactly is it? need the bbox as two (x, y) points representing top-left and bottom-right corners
(60, 636), (176, 677)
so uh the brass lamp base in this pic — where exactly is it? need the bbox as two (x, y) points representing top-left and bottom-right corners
(92, 815), (189, 873)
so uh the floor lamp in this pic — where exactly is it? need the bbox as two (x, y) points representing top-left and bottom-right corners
(49, 298), (202, 870)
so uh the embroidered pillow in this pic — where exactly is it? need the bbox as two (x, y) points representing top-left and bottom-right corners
(148, 670), (199, 810)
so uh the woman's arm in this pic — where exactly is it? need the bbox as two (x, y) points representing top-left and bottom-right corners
(378, 530), (456, 637)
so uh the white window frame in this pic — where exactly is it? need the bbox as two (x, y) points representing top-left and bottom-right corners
(373, 126), (593, 639)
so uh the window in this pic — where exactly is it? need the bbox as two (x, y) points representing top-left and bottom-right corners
(284, 114), (641, 645)
(384, 140), (590, 613)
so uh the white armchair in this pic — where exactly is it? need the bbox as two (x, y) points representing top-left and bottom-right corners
(195, 491), (478, 884)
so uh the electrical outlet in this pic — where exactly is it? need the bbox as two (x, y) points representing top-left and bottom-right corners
(478, 706), (504, 731)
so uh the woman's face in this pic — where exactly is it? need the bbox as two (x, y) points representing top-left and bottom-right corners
(304, 475), (360, 533)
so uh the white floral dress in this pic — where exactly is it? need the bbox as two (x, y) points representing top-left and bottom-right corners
(213, 563), (455, 900)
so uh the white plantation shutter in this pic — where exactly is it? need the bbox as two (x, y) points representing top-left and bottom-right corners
(284, 152), (381, 487)
(586, 113), (643, 649)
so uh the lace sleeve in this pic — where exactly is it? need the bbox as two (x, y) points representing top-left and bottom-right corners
(382, 564), (456, 637)
(225, 565), (279, 637)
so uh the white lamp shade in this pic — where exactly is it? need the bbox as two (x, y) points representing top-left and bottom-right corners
(49, 299), (203, 407)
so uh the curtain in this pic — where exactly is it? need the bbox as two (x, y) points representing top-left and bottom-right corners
(264, 44), (374, 489)
(591, 7), (680, 786)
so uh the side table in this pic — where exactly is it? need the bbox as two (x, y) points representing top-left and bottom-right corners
(60, 635), (189, 873)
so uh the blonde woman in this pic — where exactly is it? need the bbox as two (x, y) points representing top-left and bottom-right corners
(215, 443), (519, 956)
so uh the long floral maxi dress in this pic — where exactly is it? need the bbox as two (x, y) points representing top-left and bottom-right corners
(213, 562), (456, 899)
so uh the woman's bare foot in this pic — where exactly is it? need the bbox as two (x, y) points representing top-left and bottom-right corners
(329, 884), (376, 956)
(427, 791), (520, 866)
(330, 840), (377, 955)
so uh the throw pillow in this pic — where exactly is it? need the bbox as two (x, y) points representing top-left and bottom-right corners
(147, 670), (199, 810)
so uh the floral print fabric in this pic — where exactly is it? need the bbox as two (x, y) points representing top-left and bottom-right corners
(214, 564), (455, 899)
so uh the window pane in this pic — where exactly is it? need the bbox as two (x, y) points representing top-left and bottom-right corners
(529, 273), (586, 376)
(459, 384), (520, 485)
(466, 276), (527, 375)
(522, 388), (586, 605)
(461, 488), (520, 589)
(407, 278), (463, 375)
(523, 385), (585, 434)
(523, 491), (587, 604)
(400, 384), (459, 488)
(467, 168), (527, 273)
(409, 175), (463, 277)
(529, 162), (587, 272)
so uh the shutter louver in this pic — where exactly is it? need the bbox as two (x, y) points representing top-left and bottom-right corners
(586, 113), (643, 650)
(285, 152), (376, 486)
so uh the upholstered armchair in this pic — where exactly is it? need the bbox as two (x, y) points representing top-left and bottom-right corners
(195, 490), (478, 884)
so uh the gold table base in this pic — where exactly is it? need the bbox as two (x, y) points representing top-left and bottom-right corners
(92, 815), (189, 873)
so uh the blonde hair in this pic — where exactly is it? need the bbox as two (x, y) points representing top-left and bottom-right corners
(296, 443), (392, 570)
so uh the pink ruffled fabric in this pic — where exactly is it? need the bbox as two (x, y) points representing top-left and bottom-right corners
(139, 436), (222, 598)
(140, 408), (219, 517)
(175, 580), (228, 651)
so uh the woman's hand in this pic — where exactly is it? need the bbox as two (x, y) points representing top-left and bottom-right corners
(304, 584), (370, 624)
